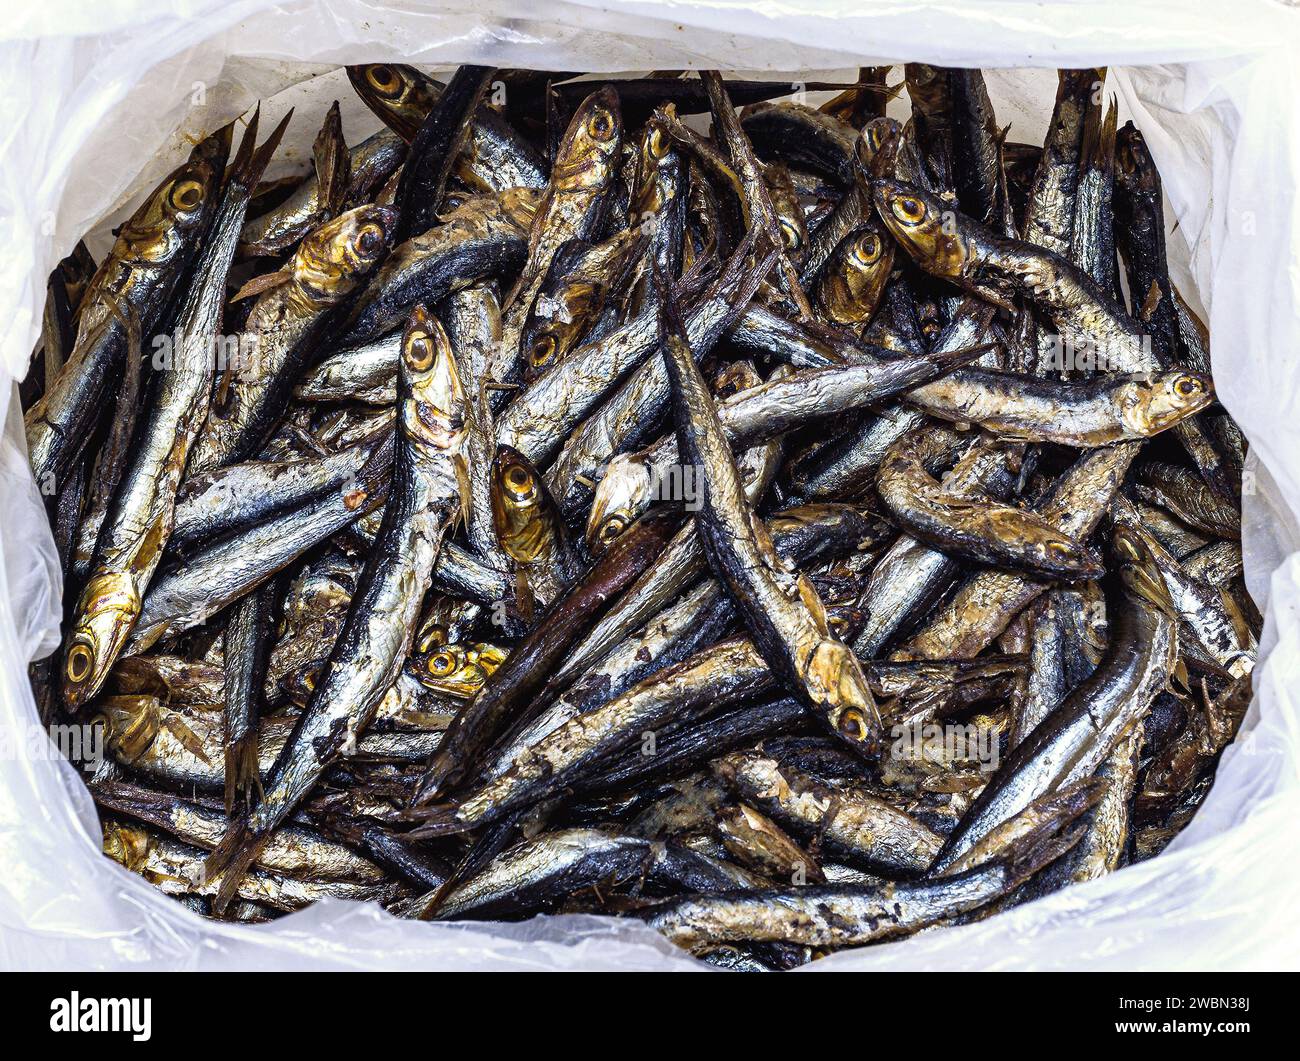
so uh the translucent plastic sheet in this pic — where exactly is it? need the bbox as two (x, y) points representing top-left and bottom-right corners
(1, 0), (1298, 970)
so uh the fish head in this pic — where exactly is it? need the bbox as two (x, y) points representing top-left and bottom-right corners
(399, 305), (465, 453)
(1111, 523), (1178, 618)
(520, 282), (601, 382)
(410, 641), (505, 699)
(94, 694), (164, 763)
(1123, 370), (1214, 435)
(294, 204), (398, 303)
(491, 444), (558, 563)
(871, 178), (969, 280)
(809, 640), (882, 753)
(347, 64), (435, 139)
(856, 116), (901, 176)
(553, 86), (623, 194)
(585, 453), (653, 554)
(1116, 123), (1159, 197)
(632, 118), (677, 212)
(62, 572), (142, 710)
(764, 163), (807, 261)
(101, 819), (152, 872)
(115, 140), (223, 266)
(818, 224), (893, 324)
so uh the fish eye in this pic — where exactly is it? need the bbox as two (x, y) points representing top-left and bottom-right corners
(405, 332), (435, 370)
(530, 335), (556, 366)
(891, 196), (926, 224)
(353, 223), (383, 256)
(66, 644), (94, 684)
(854, 232), (882, 264)
(504, 463), (533, 498)
(426, 650), (458, 677)
(169, 179), (204, 212)
(598, 515), (627, 542)
(836, 708), (870, 743)
(588, 109), (615, 142)
(367, 66), (401, 96)
(1174, 375), (1203, 398)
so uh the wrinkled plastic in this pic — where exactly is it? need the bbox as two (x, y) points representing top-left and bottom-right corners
(2, 0), (1299, 970)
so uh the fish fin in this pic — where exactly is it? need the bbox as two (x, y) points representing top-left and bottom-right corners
(748, 510), (793, 575)
(514, 566), (535, 625)
(453, 452), (472, 531)
(161, 714), (211, 765)
(312, 100), (350, 216)
(1139, 279), (1164, 325)
(228, 105), (294, 194)
(230, 269), (291, 302)
(202, 821), (265, 914)
(1002, 820), (1088, 887)
(796, 573), (830, 635)
(403, 801), (471, 840)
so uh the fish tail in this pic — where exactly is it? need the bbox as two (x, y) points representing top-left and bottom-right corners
(410, 756), (458, 808)
(1004, 819), (1088, 887)
(403, 801), (470, 840)
(228, 104), (294, 194)
(203, 820), (266, 914)
(222, 734), (262, 817)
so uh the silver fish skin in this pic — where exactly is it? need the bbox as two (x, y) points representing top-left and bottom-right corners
(93, 781), (385, 883)
(852, 435), (1022, 659)
(714, 750), (943, 875)
(295, 333), (401, 404)
(491, 505), (879, 780)
(641, 825), (1076, 951)
(127, 439), (391, 651)
(203, 305), (467, 910)
(898, 441), (1140, 660)
(102, 820), (397, 912)
(500, 237), (770, 470)
(443, 285), (510, 569)
(906, 366), (1212, 447)
(1114, 496), (1254, 678)
(930, 524), (1179, 872)
(172, 428), (391, 545)
(62, 114), (284, 710)
(189, 203), (398, 474)
(338, 193), (528, 345)
(26, 129), (228, 491)
(585, 340), (984, 531)
(659, 281), (881, 751)
(875, 426), (1104, 580)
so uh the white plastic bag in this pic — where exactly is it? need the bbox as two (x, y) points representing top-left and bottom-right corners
(2, 0), (1299, 970)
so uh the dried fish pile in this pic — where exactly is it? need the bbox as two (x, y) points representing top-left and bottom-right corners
(22, 63), (1257, 968)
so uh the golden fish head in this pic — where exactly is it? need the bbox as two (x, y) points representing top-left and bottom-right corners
(871, 178), (968, 280)
(400, 305), (465, 452)
(1125, 370), (1214, 436)
(63, 571), (141, 710)
(295, 204), (397, 303)
(586, 453), (652, 554)
(491, 445), (557, 564)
